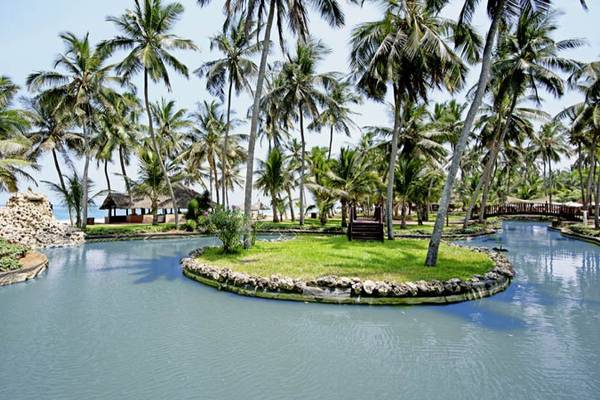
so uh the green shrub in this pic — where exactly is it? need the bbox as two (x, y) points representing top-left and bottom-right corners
(0, 239), (28, 272)
(185, 219), (198, 232)
(208, 208), (247, 253)
(570, 224), (600, 237)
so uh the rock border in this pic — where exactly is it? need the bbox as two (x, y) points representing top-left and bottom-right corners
(0, 251), (49, 286)
(181, 244), (514, 305)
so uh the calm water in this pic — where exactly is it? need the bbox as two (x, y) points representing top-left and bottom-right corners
(1, 221), (599, 400)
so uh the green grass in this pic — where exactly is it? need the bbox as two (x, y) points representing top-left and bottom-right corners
(84, 223), (178, 236)
(197, 235), (493, 282)
(569, 223), (600, 238)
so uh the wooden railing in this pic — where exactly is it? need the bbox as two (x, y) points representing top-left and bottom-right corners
(472, 203), (582, 221)
(347, 204), (384, 241)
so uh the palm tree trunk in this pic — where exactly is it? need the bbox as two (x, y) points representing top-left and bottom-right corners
(81, 118), (90, 229)
(222, 76), (233, 207)
(577, 142), (585, 204)
(287, 188), (295, 222)
(585, 134), (597, 210)
(400, 200), (407, 229)
(299, 105), (306, 226)
(426, 0), (506, 266)
(243, 0), (276, 246)
(386, 86), (402, 240)
(104, 159), (112, 192)
(341, 199), (348, 228)
(327, 125), (334, 160)
(548, 159), (553, 205)
(595, 163), (600, 228)
(271, 192), (279, 223)
(463, 149), (493, 228)
(51, 148), (73, 225)
(144, 68), (179, 228)
(119, 145), (132, 203)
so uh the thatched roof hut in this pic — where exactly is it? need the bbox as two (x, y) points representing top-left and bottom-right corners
(99, 185), (202, 211)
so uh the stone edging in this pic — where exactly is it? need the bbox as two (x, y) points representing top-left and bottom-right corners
(180, 244), (514, 305)
(0, 251), (49, 286)
(550, 226), (600, 246)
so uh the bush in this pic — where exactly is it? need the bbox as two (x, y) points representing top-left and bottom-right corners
(570, 223), (600, 237)
(184, 219), (197, 232)
(208, 208), (247, 253)
(185, 191), (212, 221)
(0, 239), (28, 272)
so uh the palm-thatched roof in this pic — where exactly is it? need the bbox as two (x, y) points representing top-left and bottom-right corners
(99, 185), (202, 210)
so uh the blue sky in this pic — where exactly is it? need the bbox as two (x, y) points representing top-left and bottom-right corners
(1, 0), (599, 206)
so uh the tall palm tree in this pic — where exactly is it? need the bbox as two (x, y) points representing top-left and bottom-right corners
(101, 0), (197, 229)
(309, 78), (361, 159)
(267, 38), (337, 225)
(467, 7), (580, 224)
(255, 147), (285, 222)
(237, 0), (347, 244)
(351, 0), (468, 240)
(195, 17), (260, 205)
(27, 32), (118, 228)
(426, 0), (567, 266)
(531, 122), (570, 204)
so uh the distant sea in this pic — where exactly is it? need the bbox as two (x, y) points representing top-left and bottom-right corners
(51, 206), (106, 223)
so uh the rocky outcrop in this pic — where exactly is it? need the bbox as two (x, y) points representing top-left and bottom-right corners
(0, 191), (84, 248)
(181, 246), (514, 305)
(0, 251), (48, 286)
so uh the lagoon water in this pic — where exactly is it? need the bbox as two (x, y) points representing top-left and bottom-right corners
(1, 221), (599, 399)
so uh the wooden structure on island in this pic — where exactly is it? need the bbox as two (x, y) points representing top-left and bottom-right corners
(347, 204), (384, 241)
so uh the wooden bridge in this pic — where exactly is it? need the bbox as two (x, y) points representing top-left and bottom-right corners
(472, 202), (583, 221)
(347, 205), (384, 241)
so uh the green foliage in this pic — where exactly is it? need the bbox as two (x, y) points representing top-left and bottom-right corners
(0, 239), (28, 271)
(185, 219), (198, 232)
(570, 224), (600, 238)
(84, 223), (177, 236)
(208, 208), (247, 253)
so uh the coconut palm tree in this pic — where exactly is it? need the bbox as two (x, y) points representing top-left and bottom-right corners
(100, 0), (197, 229)
(309, 78), (361, 159)
(195, 17), (260, 205)
(42, 171), (93, 227)
(351, 0), (468, 239)
(266, 38), (337, 225)
(27, 32), (119, 228)
(131, 145), (172, 225)
(426, 0), (568, 265)
(255, 147), (285, 222)
(531, 122), (570, 205)
(236, 0), (347, 244)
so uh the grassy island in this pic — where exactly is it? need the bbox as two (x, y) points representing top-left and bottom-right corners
(197, 235), (493, 282)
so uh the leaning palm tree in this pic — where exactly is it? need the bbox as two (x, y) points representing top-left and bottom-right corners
(255, 147), (286, 222)
(351, 0), (468, 240)
(27, 32), (118, 228)
(266, 38), (337, 225)
(195, 17), (260, 205)
(426, 0), (568, 265)
(100, 0), (197, 229)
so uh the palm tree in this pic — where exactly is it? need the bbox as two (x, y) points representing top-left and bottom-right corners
(27, 32), (118, 228)
(351, 0), (468, 240)
(195, 17), (260, 205)
(467, 7), (580, 225)
(266, 38), (337, 225)
(330, 147), (379, 227)
(426, 0), (567, 266)
(180, 100), (226, 204)
(43, 171), (93, 227)
(238, 0), (346, 244)
(531, 122), (570, 205)
(309, 78), (361, 159)
(255, 147), (285, 222)
(101, 0), (197, 229)
(131, 145), (172, 225)
(27, 94), (82, 198)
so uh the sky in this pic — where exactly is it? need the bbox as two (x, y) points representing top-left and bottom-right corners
(1, 0), (599, 206)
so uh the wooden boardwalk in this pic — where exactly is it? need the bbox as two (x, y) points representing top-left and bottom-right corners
(347, 205), (384, 241)
(472, 203), (582, 221)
